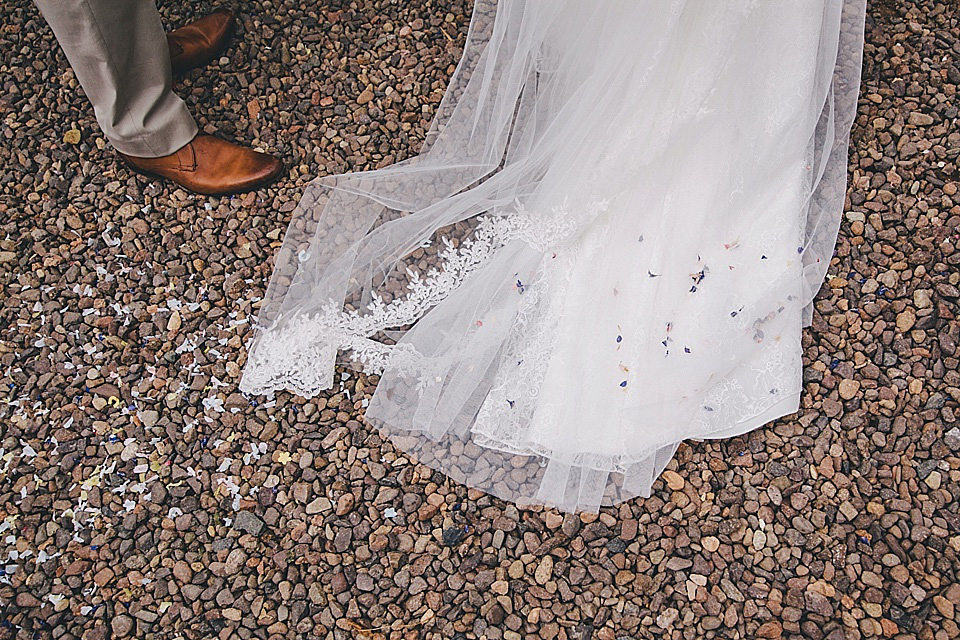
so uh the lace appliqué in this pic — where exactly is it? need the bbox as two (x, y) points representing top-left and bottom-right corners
(240, 197), (610, 397)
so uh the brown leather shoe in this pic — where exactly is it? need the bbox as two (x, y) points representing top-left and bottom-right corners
(167, 8), (236, 75)
(118, 135), (283, 196)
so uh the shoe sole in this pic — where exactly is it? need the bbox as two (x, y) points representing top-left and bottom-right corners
(119, 154), (284, 197)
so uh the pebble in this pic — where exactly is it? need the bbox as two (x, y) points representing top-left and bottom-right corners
(357, 87), (376, 104)
(173, 560), (192, 583)
(535, 556), (554, 585)
(15, 593), (41, 607)
(167, 310), (182, 333)
(330, 573), (349, 595)
(934, 596), (955, 619)
(753, 529), (767, 550)
(946, 427), (960, 450)
(491, 579), (509, 595)
(93, 567), (115, 587)
(442, 526), (466, 546)
(896, 308), (916, 332)
(804, 591), (833, 617)
(838, 379), (860, 400)
(111, 615), (134, 638)
(306, 496), (332, 514)
(335, 492), (356, 515)
(661, 469), (685, 490)
(545, 512), (564, 529)
(790, 492), (811, 510)
(233, 511), (265, 536)
(838, 501), (858, 521)
(182, 585), (203, 600)
(657, 608), (679, 629)
(225, 548), (247, 575)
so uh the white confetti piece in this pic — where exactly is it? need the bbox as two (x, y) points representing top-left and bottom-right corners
(203, 397), (225, 413)
(36, 549), (60, 564)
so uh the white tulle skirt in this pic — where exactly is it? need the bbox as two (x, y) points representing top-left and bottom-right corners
(240, 0), (867, 513)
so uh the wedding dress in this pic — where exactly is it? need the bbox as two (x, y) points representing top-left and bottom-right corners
(240, 0), (867, 513)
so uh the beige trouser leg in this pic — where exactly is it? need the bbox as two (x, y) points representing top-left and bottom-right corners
(34, 0), (198, 157)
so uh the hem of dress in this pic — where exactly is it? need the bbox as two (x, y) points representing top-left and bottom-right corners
(369, 387), (803, 513)
(461, 387), (803, 471)
(698, 389), (801, 441)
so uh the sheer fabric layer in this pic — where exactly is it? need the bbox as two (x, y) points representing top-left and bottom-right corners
(241, 0), (867, 513)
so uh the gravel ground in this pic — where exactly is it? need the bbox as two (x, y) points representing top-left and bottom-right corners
(1, 0), (959, 639)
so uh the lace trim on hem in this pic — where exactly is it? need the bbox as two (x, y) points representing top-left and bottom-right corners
(240, 198), (610, 397)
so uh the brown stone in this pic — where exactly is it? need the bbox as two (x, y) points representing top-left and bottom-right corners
(335, 492), (356, 516)
(93, 566), (115, 587)
(661, 470), (685, 490)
